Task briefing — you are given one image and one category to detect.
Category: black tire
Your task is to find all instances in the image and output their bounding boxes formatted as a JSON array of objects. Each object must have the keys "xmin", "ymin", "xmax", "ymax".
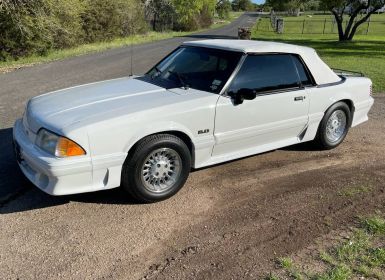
[
  {"xmin": 121, "ymin": 134, "xmax": 191, "ymax": 203},
  {"xmin": 314, "ymin": 101, "xmax": 351, "ymax": 150}
]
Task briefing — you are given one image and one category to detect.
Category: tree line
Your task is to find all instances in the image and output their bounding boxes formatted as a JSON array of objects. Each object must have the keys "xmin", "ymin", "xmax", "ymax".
[{"xmin": 0, "ymin": 0, "xmax": 255, "ymax": 61}]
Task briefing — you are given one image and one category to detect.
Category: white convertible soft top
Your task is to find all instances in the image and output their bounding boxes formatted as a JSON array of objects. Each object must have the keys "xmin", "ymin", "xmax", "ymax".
[{"xmin": 183, "ymin": 39, "xmax": 341, "ymax": 85}]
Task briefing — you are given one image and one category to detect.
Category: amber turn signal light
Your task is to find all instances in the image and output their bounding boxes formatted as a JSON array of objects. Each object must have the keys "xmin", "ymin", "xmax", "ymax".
[{"xmin": 56, "ymin": 137, "xmax": 86, "ymax": 157}]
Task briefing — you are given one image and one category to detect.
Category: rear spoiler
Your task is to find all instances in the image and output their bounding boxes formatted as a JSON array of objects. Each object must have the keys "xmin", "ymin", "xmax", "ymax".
[{"xmin": 332, "ymin": 68, "xmax": 364, "ymax": 77}]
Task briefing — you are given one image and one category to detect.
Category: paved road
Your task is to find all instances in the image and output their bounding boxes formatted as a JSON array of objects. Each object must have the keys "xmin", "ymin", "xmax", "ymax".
[
  {"xmin": 0, "ymin": 13, "xmax": 258, "ymax": 202},
  {"xmin": 1, "ymin": 12, "xmax": 384, "ymax": 280}
]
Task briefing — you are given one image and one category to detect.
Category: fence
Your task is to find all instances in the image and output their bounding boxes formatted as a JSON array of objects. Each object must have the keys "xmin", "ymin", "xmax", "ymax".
[{"xmin": 256, "ymin": 17, "xmax": 385, "ymax": 35}]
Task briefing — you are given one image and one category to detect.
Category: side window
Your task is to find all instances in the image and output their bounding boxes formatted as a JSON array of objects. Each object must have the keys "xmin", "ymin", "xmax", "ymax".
[
  {"xmin": 228, "ymin": 54, "xmax": 300, "ymax": 94},
  {"xmin": 291, "ymin": 55, "xmax": 313, "ymax": 86}
]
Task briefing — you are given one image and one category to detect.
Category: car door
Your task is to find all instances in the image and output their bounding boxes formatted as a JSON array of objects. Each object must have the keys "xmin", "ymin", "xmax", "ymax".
[{"xmin": 212, "ymin": 53, "xmax": 312, "ymax": 157}]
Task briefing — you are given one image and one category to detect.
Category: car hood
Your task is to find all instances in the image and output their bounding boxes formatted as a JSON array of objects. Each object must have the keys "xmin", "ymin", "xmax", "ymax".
[{"xmin": 26, "ymin": 77, "xmax": 188, "ymax": 133}]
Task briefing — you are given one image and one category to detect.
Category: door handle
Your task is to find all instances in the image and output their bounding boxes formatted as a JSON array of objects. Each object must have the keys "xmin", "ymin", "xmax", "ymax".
[{"xmin": 294, "ymin": 96, "xmax": 305, "ymax": 101}]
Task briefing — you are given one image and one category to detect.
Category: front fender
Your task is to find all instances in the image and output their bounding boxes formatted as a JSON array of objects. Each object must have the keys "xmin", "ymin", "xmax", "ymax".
[{"xmin": 123, "ymin": 121, "xmax": 196, "ymax": 153}]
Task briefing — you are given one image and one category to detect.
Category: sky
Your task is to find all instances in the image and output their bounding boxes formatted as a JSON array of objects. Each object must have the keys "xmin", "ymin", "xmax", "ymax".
[{"xmin": 252, "ymin": 0, "xmax": 266, "ymax": 4}]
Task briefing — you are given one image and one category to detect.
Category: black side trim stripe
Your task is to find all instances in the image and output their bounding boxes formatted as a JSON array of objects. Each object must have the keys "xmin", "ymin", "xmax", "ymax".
[{"xmin": 317, "ymin": 76, "xmax": 346, "ymax": 88}]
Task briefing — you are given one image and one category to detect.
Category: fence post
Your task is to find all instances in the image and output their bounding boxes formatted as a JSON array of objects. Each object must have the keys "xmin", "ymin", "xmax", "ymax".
[
  {"xmin": 276, "ymin": 18, "xmax": 284, "ymax": 34},
  {"xmin": 302, "ymin": 19, "xmax": 305, "ymax": 34},
  {"xmin": 271, "ymin": 12, "xmax": 277, "ymax": 30},
  {"xmin": 323, "ymin": 18, "xmax": 326, "ymax": 34}
]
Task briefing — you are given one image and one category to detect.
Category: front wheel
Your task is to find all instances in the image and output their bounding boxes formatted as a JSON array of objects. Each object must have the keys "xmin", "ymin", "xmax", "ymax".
[
  {"xmin": 121, "ymin": 134, "xmax": 191, "ymax": 203},
  {"xmin": 314, "ymin": 102, "xmax": 351, "ymax": 150}
]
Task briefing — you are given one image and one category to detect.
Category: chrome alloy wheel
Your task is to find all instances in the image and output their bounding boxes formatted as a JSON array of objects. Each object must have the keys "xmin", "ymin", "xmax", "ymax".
[
  {"xmin": 141, "ymin": 148, "xmax": 182, "ymax": 193},
  {"xmin": 326, "ymin": 110, "xmax": 347, "ymax": 143}
]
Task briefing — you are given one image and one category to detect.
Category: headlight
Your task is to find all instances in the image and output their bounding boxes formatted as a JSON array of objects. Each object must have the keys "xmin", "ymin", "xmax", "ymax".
[{"xmin": 35, "ymin": 129, "xmax": 86, "ymax": 157}]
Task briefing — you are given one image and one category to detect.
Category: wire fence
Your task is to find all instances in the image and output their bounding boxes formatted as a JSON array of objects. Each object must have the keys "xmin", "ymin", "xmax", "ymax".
[{"xmin": 255, "ymin": 17, "xmax": 385, "ymax": 35}]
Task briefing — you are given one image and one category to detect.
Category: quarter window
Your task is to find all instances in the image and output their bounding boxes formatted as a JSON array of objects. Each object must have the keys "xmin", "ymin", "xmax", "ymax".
[
  {"xmin": 291, "ymin": 55, "xmax": 313, "ymax": 86},
  {"xmin": 228, "ymin": 54, "xmax": 301, "ymax": 95}
]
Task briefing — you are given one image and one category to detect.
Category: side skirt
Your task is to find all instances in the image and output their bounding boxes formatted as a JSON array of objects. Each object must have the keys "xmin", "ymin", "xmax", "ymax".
[{"xmin": 195, "ymin": 137, "xmax": 307, "ymax": 169}]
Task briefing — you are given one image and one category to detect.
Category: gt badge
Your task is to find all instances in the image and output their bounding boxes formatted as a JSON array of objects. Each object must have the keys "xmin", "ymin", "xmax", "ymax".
[{"xmin": 198, "ymin": 129, "xmax": 210, "ymax": 135}]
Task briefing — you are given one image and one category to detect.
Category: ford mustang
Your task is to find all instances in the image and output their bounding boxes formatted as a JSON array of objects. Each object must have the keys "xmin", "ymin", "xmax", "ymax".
[{"xmin": 13, "ymin": 40, "xmax": 374, "ymax": 202}]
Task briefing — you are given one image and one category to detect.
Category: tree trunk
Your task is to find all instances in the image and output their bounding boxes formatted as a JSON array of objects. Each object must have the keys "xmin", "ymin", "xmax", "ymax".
[
  {"xmin": 347, "ymin": 11, "xmax": 376, "ymax": 40},
  {"xmin": 153, "ymin": 13, "xmax": 157, "ymax": 31},
  {"xmin": 335, "ymin": 17, "xmax": 346, "ymax": 41}
]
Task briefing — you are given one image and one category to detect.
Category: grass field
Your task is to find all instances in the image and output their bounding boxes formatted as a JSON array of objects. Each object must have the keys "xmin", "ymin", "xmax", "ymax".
[
  {"xmin": 0, "ymin": 12, "xmax": 243, "ymax": 74},
  {"xmin": 258, "ymin": 13, "xmax": 385, "ymax": 35},
  {"xmin": 267, "ymin": 214, "xmax": 385, "ymax": 280},
  {"xmin": 252, "ymin": 15, "xmax": 385, "ymax": 93}
]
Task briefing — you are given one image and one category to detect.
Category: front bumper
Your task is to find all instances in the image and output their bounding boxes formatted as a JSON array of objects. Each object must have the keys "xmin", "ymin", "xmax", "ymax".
[{"xmin": 13, "ymin": 119, "xmax": 94, "ymax": 195}]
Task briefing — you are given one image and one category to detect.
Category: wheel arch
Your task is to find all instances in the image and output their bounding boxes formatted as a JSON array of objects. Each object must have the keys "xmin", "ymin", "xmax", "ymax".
[
  {"xmin": 302, "ymin": 98, "xmax": 355, "ymax": 143},
  {"xmin": 125, "ymin": 130, "xmax": 195, "ymax": 166},
  {"xmin": 339, "ymin": 99, "xmax": 355, "ymax": 124},
  {"xmin": 326, "ymin": 99, "xmax": 355, "ymax": 127}
]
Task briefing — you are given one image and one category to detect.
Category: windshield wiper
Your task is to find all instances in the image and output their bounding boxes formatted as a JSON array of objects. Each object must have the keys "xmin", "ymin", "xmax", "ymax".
[{"xmin": 168, "ymin": 70, "xmax": 189, "ymax": 90}]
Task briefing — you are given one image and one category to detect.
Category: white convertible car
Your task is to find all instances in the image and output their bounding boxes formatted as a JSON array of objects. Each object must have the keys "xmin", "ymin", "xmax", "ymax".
[{"xmin": 13, "ymin": 40, "xmax": 374, "ymax": 202}]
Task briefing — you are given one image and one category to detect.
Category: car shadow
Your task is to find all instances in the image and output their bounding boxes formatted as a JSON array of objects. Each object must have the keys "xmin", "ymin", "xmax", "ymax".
[{"xmin": 280, "ymin": 141, "xmax": 323, "ymax": 152}]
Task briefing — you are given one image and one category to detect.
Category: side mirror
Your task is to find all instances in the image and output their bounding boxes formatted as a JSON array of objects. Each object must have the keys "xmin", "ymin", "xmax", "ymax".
[{"xmin": 228, "ymin": 88, "xmax": 257, "ymax": 105}]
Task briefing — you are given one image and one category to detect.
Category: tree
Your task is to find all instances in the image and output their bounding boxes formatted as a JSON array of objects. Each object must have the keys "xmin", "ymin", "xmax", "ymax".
[
  {"xmin": 320, "ymin": 0, "xmax": 385, "ymax": 41},
  {"xmin": 304, "ymin": 0, "xmax": 320, "ymax": 10},
  {"xmin": 266, "ymin": 0, "xmax": 309, "ymax": 15},
  {"xmin": 143, "ymin": 0, "xmax": 175, "ymax": 31},
  {"xmin": 172, "ymin": 0, "xmax": 216, "ymax": 30},
  {"xmin": 216, "ymin": 0, "xmax": 231, "ymax": 19},
  {"xmin": 232, "ymin": 0, "xmax": 253, "ymax": 11}
]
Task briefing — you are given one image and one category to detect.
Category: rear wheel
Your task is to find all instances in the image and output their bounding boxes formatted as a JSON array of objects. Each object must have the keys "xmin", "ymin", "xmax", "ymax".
[
  {"xmin": 121, "ymin": 134, "xmax": 191, "ymax": 203},
  {"xmin": 315, "ymin": 102, "xmax": 351, "ymax": 150}
]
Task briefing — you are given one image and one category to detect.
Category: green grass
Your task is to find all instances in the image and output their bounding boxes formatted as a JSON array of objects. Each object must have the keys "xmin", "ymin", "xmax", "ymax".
[
  {"xmin": 315, "ymin": 265, "xmax": 353, "ymax": 280},
  {"xmin": 278, "ymin": 257, "xmax": 294, "ymax": 269},
  {"xmin": 0, "ymin": 31, "xmax": 189, "ymax": 73},
  {"xmin": 282, "ymin": 13, "xmax": 385, "ymax": 21},
  {"xmin": 252, "ymin": 18, "xmax": 385, "ymax": 93},
  {"xmin": 362, "ymin": 216, "xmax": 385, "ymax": 235},
  {"xmin": 265, "ymin": 274, "xmax": 280, "ymax": 280},
  {"xmin": 229, "ymin": 11, "xmax": 244, "ymax": 20},
  {"xmin": 276, "ymin": 13, "xmax": 385, "ymax": 35},
  {"xmin": 267, "ymin": 215, "xmax": 385, "ymax": 280},
  {"xmin": 0, "ymin": 12, "xmax": 243, "ymax": 73},
  {"xmin": 276, "ymin": 257, "xmax": 305, "ymax": 279},
  {"xmin": 338, "ymin": 183, "xmax": 372, "ymax": 197}
]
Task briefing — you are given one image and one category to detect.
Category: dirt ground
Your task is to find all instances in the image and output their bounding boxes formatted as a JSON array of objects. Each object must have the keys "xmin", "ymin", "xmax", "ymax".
[{"xmin": 0, "ymin": 94, "xmax": 384, "ymax": 280}]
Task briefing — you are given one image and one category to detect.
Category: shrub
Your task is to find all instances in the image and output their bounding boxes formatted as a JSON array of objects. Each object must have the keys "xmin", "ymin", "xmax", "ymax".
[
  {"xmin": 0, "ymin": 0, "xmax": 55, "ymax": 59},
  {"xmin": 172, "ymin": 0, "xmax": 215, "ymax": 31},
  {"xmin": 81, "ymin": 0, "xmax": 147, "ymax": 43},
  {"xmin": 48, "ymin": 0, "xmax": 87, "ymax": 49},
  {"xmin": 0, "ymin": 0, "xmax": 147, "ymax": 61},
  {"xmin": 216, "ymin": 0, "xmax": 232, "ymax": 19}
]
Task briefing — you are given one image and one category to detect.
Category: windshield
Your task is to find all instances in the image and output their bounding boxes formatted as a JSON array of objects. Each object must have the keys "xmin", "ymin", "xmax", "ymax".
[{"xmin": 141, "ymin": 46, "xmax": 243, "ymax": 94}]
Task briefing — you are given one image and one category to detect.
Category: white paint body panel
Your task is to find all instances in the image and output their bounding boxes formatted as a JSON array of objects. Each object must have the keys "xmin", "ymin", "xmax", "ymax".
[
  {"xmin": 212, "ymin": 89, "xmax": 309, "ymax": 156},
  {"xmin": 13, "ymin": 40, "xmax": 374, "ymax": 195}
]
